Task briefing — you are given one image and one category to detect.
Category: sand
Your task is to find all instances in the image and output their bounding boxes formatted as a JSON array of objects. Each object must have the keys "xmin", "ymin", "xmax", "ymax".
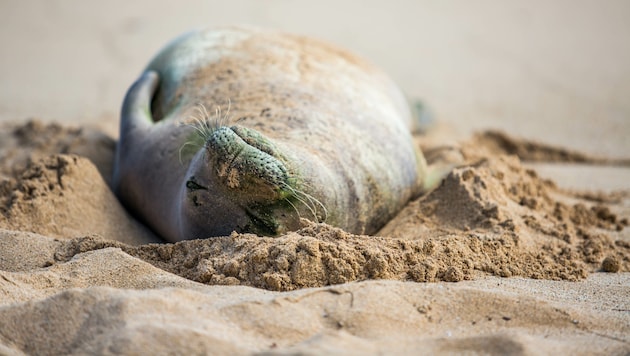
[
  {"xmin": 2, "ymin": 1, "xmax": 630, "ymax": 354},
  {"xmin": 0, "ymin": 119, "xmax": 628, "ymax": 355}
]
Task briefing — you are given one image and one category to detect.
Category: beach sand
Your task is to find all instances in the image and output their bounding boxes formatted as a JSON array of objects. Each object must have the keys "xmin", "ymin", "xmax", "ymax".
[{"xmin": 1, "ymin": 1, "xmax": 629, "ymax": 355}]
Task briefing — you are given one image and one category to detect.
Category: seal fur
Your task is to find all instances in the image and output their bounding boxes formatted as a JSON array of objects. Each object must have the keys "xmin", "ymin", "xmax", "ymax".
[{"xmin": 112, "ymin": 26, "xmax": 425, "ymax": 242}]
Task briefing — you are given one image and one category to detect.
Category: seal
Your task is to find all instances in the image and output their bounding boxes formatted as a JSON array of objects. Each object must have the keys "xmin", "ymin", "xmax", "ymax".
[{"xmin": 112, "ymin": 26, "xmax": 426, "ymax": 242}]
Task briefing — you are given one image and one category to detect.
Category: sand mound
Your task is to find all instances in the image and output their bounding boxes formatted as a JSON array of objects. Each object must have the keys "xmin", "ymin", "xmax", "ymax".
[
  {"xmin": 1, "ymin": 121, "xmax": 628, "ymax": 290},
  {"xmin": 0, "ymin": 120, "xmax": 115, "ymax": 183},
  {"xmin": 1, "ymin": 120, "xmax": 628, "ymax": 354},
  {"xmin": 0, "ymin": 153, "xmax": 158, "ymax": 245},
  {"xmin": 26, "ymin": 154, "xmax": 623, "ymax": 291},
  {"xmin": 0, "ymin": 122, "xmax": 630, "ymax": 290}
]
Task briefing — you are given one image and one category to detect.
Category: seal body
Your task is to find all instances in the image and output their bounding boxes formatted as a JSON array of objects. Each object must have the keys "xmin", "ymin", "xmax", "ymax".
[{"xmin": 112, "ymin": 26, "xmax": 425, "ymax": 242}]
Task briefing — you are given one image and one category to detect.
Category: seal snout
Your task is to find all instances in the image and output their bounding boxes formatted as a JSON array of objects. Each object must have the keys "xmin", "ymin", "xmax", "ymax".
[{"xmin": 206, "ymin": 126, "xmax": 291, "ymax": 202}]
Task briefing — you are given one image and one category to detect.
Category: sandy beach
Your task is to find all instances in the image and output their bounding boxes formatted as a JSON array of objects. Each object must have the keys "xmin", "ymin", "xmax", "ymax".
[{"xmin": 1, "ymin": 1, "xmax": 629, "ymax": 354}]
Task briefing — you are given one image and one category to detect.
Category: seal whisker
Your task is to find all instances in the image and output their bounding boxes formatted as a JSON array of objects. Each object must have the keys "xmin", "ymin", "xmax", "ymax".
[
  {"xmin": 183, "ymin": 119, "xmax": 206, "ymax": 139},
  {"xmin": 194, "ymin": 115, "xmax": 209, "ymax": 137},
  {"xmin": 279, "ymin": 183, "xmax": 310, "ymax": 212},
  {"xmin": 284, "ymin": 177, "xmax": 328, "ymax": 222},
  {"xmin": 309, "ymin": 194, "xmax": 328, "ymax": 222},
  {"xmin": 197, "ymin": 103, "xmax": 214, "ymax": 138},
  {"xmin": 181, "ymin": 107, "xmax": 211, "ymax": 140},
  {"xmin": 281, "ymin": 182, "xmax": 327, "ymax": 223},
  {"xmin": 193, "ymin": 101, "xmax": 233, "ymax": 134},
  {"xmin": 191, "ymin": 121, "xmax": 210, "ymax": 140},
  {"xmin": 183, "ymin": 102, "xmax": 240, "ymax": 141},
  {"xmin": 222, "ymin": 99, "xmax": 232, "ymax": 127},
  {"xmin": 199, "ymin": 103, "xmax": 211, "ymax": 130},
  {"xmin": 284, "ymin": 197, "xmax": 301, "ymax": 220},
  {"xmin": 178, "ymin": 141, "xmax": 198, "ymax": 164},
  {"xmin": 198, "ymin": 106, "xmax": 212, "ymax": 138},
  {"xmin": 290, "ymin": 188, "xmax": 318, "ymax": 221},
  {"xmin": 188, "ymin": 105, "xmax": 208, "ymax": 139},
  {"xmin": 296, "ymin": 188, "xmax": 328, "ymax": 222}
]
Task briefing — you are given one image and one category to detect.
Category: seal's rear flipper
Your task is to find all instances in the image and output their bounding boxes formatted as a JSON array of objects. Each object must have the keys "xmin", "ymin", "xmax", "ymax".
[
  {"xmin": 409, "ymin": 99, "xmax": 434, "ymax": 134},
  {"xmin": 120, "ymin": 71, "xmax": 160, "ymax": 133},
  {"xmin": 420, "ymin": 146, "xmax": 466, "ymax": 192},
  {"xmin": 113, "ymin": 71, "xmax": 160, "ymax": 190},
  {"xmin": 422, "ymin": 164, "xmax": 455, "ymax": 192}
]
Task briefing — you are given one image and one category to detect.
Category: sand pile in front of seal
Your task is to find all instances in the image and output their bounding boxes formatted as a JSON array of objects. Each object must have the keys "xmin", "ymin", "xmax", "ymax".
[{"xmin": 1, "ymin": 120, "xmax": 628, "ymax": 354}]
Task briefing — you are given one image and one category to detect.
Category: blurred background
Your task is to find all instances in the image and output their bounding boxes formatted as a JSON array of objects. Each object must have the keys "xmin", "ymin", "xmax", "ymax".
[{"xmin": 1, "ymin": 0, "xmax": 629, "ymax": 160}]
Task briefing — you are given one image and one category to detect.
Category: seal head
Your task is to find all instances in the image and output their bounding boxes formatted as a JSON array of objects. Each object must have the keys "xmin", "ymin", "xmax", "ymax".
[{"xmin": 181, "ymin": 124, "xmax": 304, "ymax": 237}]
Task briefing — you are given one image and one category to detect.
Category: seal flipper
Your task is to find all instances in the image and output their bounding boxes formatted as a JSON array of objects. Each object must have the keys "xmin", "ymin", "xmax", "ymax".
[
  {"xmin": 409, "ymin": 99, "xmax": 435, "ymax": 134},
  {"xmin": 112, "ymin": 71, "xmax": 160, "ymax": 191},
  {"xmin": 120, "ymin": 71, "xmax": 160, "ymax": 133}
]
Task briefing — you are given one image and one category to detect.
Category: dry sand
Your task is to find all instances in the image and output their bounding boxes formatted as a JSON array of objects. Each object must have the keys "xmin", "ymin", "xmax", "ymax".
[
  {"xmin": 0, "ymin": 119, "xmax": 628, "ymax": 355},
  {"xmin": 1, "ymin": 1, "xmax": 630, "ymax": 355}
]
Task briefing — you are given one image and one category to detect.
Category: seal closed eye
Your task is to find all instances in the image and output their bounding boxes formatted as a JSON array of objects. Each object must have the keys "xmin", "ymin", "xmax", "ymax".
[{"xmin": 112, "ymin": 26, "xmax": 426, "ymax": 242}]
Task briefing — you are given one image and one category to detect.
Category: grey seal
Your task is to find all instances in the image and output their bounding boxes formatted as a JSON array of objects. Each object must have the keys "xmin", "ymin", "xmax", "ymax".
[{"xmin": 112, "ymin": 26, "xmax": 426, "ymax": 242}]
